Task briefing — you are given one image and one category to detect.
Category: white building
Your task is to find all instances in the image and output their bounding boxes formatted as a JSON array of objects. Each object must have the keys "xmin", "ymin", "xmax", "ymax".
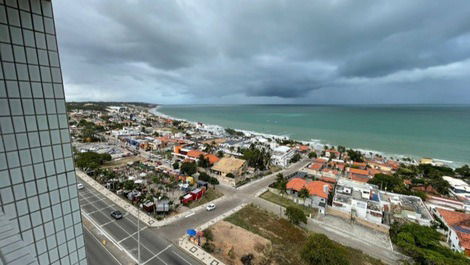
[
  {"xmin": 271, "ymin": 145, "xmax": 296, "ymax": 168},
  {"xmin": 443, "ymin": 176, "xmax": 470, "ymax": 201}
]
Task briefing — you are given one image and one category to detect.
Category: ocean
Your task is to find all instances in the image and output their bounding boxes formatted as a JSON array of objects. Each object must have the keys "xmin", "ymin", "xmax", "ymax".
[{"xmin": 156, "ymin": 105, "xmax": 470, "ymax": 166}]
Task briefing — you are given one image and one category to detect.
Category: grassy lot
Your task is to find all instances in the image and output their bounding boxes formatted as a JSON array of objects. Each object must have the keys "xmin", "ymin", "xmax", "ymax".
[
  {"xmin": 189, "ymin": 188, "xmax": 223, "ymax": 208},
  {"xmin": 260, "ymin": 190, "xmax": 313, "ymax": 215},
  {"xmin": 225, "ymin": 204, "xmax": 385, "ymax": 265}
]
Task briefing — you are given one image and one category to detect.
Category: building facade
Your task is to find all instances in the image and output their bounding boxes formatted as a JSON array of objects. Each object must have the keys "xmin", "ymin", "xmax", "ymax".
[{"xmin": 0, "ymin": 1, "xmax": 87, "ymax": 264}]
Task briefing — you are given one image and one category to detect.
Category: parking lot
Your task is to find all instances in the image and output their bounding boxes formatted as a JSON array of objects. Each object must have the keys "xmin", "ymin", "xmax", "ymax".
[{"xmin": 78, "ymin": 181, "xmax": 200, "ymax": 265}]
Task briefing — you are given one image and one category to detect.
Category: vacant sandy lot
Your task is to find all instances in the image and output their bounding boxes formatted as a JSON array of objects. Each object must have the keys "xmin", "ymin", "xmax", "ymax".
[{"xmin": 208, "ymin": 221, "xmax": 271, "ymax": 265}]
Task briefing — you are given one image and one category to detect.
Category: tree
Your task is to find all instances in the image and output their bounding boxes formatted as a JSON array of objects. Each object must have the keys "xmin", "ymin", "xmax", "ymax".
[
  {"xmin": 180, "ymin": 162, "xmax": 197, "ymax": 175},
  {"xmin": 390, "ymin": 222, "xmax": 470, "ymax": 265},
  {"xmin": 172, "ymin": 162, "xmax": 179, "ymax": 170},
  {"xmin": 456, "ymin": 165, "xmax": 470, "ymax": 178},
  {"xmin": 285, "ymin": 206, "xmax": 307, "ymax": 225},
  {"xmin": 308, "ymin": 152, "xmax": 317, "ymax": 159},
  {"xmin": 346, "ymin": 149, "xmax": 364, "ymax": 162},
  {"xmin": 301, "ymin": 234, "xmax": 350, "ymax": 265},
  {"xmin": 75, "ymin": 151, "xmax": 111, "ymax": 170},
  {"xmin": 197, "ymin": 155, "xmax": 210, "ymax": 168},
  {"xmin": 241, "ymin": 144, "xmax": 271, "ymax": 170},
  {"xmin": 216, "ymin": 150, "xmax": 224, "ymax": 158},
  {"xmin": 298, "ymin": 187, "xmax": 310, "ymax": 199},
  {"xmin": 368, "ymin": 174, "xmax": 401, "ymax": 191},
  {"xmin": 289, "ymin": 153, "xmax": 301, "ymax": 163}
]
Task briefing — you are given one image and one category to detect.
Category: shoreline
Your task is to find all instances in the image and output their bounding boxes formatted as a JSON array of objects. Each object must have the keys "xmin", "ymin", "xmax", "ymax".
[{"xmin": 149, "ymin": 106, "xmax": 463, "ymax": 168}]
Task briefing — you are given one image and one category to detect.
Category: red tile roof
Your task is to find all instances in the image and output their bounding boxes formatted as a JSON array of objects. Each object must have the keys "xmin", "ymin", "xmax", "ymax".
[
  {"xmin": 305, "ymin": 181, "xmax": 332, "ymax": 199},
  {"xmin": 187, "ymin": 150, "xmax": 205, "ymax": 159},
  {"xmin": 286, "ymin": 178, "xmax": 307, "ymax": 192},
  {"xmin": 351, "ymin": 175, "xmax": 370, "ymax": 183},
  {"xmin": 437, "ymin": 209, "xmax": 470, "ymax": 251},
  {"xmin": 353, "ymin": 162, "xmax": 367, "ymax": 168},
  {"xmin": 205, "ymin": 154, "xmax": 220, "ymax": 164},
  {"xmin": 319, "ymin": 176, "xmax": 337, "ymax": 184},
  {"xmin": 309, "ymin": 163, "xmax": 323, "ymax": 170},
  {"xmin": 349, "ymin": 168, "xmax": 369, "ymax": 176}
]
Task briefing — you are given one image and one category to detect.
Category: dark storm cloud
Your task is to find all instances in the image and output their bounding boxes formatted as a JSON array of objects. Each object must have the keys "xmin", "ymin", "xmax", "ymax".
[{"xmin": 53, "ymin": 0, "xmax": 470, "ymax": 103}]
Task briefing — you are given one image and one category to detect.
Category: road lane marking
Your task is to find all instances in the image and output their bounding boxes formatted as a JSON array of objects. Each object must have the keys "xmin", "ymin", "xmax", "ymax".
[
  {"xmin": 171, "ymin": 250, "xmax": 193, "ymax": 265},
  {"xmin": 83, "ymin": 225, "xmax": 125, "ymax": 265}
]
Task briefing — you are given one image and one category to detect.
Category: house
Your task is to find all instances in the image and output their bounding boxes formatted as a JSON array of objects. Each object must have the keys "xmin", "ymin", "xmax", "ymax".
[
  {"xmin": 443, "ymin": 176, "xmax": 470, "ymax": 201},
  {"xmin": 325, "ymin": 149, "xmax": 341, "ymax": 158},
  {"xmin": 190, "ymin": 187, "xmax": 206, "ymax": 201},
  {"xmin": 349, "ymin": 168, "xmax": 371, "ymax": 183},
  {"xmin": 211, "ymin": 157, "xmax": 247, "ymax": 178},
  {"xmin": 286, "ymin": 178, "xmax": 332, "ymax": 214},
  {"xmin": 272, "ymin": 145, "xmax": 296, "ymax": 168},
  {"xmin": 435, "ymin": 208, "xmax": 470, "ymax": 256}
]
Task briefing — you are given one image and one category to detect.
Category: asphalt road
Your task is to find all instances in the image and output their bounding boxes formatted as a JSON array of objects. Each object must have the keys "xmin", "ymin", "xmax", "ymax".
[
  {"xmin": 159, "ymin": 158, "xmax": 311, "ymax": 240},
  {"xmin": 78, "ymin": 182, "xmax": 201, "ymax": 265},
  {"xmin": 84, "ymin": 227, "xmax": 121, "ymax": 265}
]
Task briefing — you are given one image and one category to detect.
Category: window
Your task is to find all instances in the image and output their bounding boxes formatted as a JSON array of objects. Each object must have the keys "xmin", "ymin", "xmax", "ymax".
[
  {"xmin": 10, "ymin": 26, "xmax": 24, "ymax": 45},
  {"xmin": 6, "ymin": 151, "xmax": 20, "ymax": 168},
  {"xmin": 13, "ymin": 45, "xmax": 26, "ymax": 63},
  {"xmin": 12, "ymin": 116, "xmax": 26, "ymax": 132},
  {"xmin": 10, "ymin": 167, "xmax": 22, "ymax": 184},
  {"xmin": 20, "ymin": 11, "xmax": 33, "ymax": 29},
  {"xmin": 0, "ymin": 43, "xmax": 13, "ymax": 61},
  {"xmin": 34, "ymin": 164, "xmax": 46, "ymax": 180},
  {"xmin": 16, "ymin": 133, "xmax": 29, "ymax": 149},
  {"xmin": 3, "ymin": 134, "xmax": 17, "ymax": 151},
  {"xmin": 9, "ymin": 99, "xmax": 23, "ymax": 115},
  {"xmin": 23, "ymin": 100, "xmax": 35, "ymax": 115},
  {"xmin": 13, "ymin": 183, "xmax": 26, "ymax": 199},
  {"xmin": 28, "ymin": 196, "xmax": 40, "ymax": 211},
  {"xmin": 25, "ymin": 115, "xmax": 38, "ymax": 130},
  {"xmin": 25, "ymin": 181, "xmax": 37, "ymax": 196},
  {"xmin": 6, "ymin": 7, "xmax": 20, "ymax": 27},
  {"xmin": 26, "ymin": 47, "xmax": 38, "ymax": 64}
]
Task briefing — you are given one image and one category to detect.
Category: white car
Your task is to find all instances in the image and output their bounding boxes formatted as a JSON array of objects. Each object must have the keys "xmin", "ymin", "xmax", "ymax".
[
  {"xmin": 206, "ymin": 203, "xmax": 216, "ymax": 211},
  {"xmin": 77, "ymin": 183, "xmax": 84, "ymax": 190}
]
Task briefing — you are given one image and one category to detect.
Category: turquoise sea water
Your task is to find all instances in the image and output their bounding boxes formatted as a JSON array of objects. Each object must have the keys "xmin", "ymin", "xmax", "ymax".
[{"xmin": 157, "ymin": 105, "xmax": 470, "ymax": 165}]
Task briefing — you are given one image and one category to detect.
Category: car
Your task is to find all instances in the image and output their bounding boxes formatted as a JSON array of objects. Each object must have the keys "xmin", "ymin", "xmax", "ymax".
[
  {"xmin": 206, "ymin": 203, "xmax": 216, "ymax": 211},
  {"xmin": 110, "ymin": 210, "xmax": 123, "ymax": 220},
  {"xmin": 77, "ymin": 183, "xmax": 84, "ymax": 190}
]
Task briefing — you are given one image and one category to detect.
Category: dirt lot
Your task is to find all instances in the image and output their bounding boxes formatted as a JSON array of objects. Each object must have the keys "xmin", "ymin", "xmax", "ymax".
[
  {"xmin": 223, "ymin": 204, "xmax": 385, "ymax": 265},
  {"xmin": 102, "ymin": 156, "xmax": 144, "ymax": 169},
  {"xmin": 208, "ymin": 221, "xmax": 271, "ymax": 265}
]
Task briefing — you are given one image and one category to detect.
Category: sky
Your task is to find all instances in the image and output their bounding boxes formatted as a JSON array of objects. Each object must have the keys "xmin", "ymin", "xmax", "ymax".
[{"xmin": 53, "ymin": 0, "xmax": 470, "ymax": 104}]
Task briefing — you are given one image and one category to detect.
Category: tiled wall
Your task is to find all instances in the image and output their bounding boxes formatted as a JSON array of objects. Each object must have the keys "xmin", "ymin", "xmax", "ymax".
[{"xmin": 0, "ymin": 1, "xmax": 87, "ymax": 264}]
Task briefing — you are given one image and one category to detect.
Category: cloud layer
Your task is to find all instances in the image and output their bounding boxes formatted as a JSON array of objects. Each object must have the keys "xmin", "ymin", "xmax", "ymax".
[{"xmin": 53, "ymin": 0, "xmax": 470, "ymax": 104}]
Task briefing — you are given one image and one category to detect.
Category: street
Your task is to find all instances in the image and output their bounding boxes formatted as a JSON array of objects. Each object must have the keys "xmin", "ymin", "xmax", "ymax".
[
  {"xmin": 79, "ymin": 181, "xmax": 201, "ymax": 265},
  {"xmin": 84, "ymin": 227, "xmax": 122, "ymax": 265}
]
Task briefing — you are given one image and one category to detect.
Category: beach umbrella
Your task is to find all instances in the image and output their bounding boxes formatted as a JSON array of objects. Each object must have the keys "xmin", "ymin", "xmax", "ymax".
[{"xmin": 186, "ymin": 229, "xmax": 197, "ymax": 237}]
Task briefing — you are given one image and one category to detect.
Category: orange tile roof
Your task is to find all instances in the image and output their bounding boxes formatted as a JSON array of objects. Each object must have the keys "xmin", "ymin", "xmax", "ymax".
[
  {"xmin": 299, "ymin": 145, "xmax": 310, "ymax": 151},
  {"xmin": 315, "ymin": 158, "xmax": 328, "ymax": 164},
  {"xmin": 353, "ymin": 162, "xmax": 367, "ymax": 168},
  {"xmin": 437, "ymin": 209, "xmax": 470, "ymax": 251},
  {"xmin": 174, "ymin": 145, "xmax": 183, "ymax": 153},
  {"xmin": 187, "ymin": 150, "xmax": 205, "ymax": 159},
  {"xmin": 319, "ymin": 177, "xmax": 337, "ymax": 184},
  {"xmin": 305, "ymin": 181, "xmax": 332, "ymax": 199},
  {"xmin": 349, "ymin": 168, "xmax": 369, "ymax": 176},
  {"xmin": 286, "ymin": 178, "xmax": 307, "ymax": 192},
  {"xmin": 309, "ymin": 163, "xmax": 323, "ymax": 170},
  {"xmin": 205, "ymin": 154, "xmax": 220, "ymax": 164},
  {"xmin": 351, "ymin": 175, "xmax": 370, "ymax": 183}
]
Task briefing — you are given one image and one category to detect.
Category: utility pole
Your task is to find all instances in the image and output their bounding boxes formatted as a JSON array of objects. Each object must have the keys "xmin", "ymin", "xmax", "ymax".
[{"xmin": 137, "ymin": 204, "xmax": 141, "ymax": 264}]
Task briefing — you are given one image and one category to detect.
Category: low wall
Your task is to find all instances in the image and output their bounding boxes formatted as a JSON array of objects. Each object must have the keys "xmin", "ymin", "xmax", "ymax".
[{"xmin": 326, "ymin": 207, "xmax": 390, "ymax": 234}]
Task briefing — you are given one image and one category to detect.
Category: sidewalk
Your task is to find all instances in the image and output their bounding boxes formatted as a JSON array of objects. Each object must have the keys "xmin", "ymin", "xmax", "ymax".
[
  {"xmin": 177, "ymin": 203, "xmax": 248, "ymax": 265},
  {"xmin": 76, "ymin": 170, "xmax": 228, "ymax": 227}
]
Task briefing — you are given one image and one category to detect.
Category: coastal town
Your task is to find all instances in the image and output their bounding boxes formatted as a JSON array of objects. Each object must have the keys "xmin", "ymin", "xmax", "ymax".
[{"xmin": 69, "ymin": 102, "xmax": 470, "ymax": 265}]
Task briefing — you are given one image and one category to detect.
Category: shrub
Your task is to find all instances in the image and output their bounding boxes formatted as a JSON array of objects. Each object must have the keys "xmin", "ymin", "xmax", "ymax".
[{"xmin": 285, "ymin": 206, "xmax": 307, "ymax": 225}]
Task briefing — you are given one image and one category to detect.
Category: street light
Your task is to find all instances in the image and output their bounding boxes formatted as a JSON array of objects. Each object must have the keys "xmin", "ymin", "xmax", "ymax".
[{"xmin": 137, "ymin": 203, "xmax": 142, "ymax": 264}]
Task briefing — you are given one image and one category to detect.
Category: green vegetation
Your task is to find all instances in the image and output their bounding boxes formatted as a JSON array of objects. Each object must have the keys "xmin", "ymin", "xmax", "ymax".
[
  {"xmin": 298, "ymin": 187, "xmax": 310, "ymax": 199},
  {"xmin": 347, "ymin": 149, "xmax": 364, "ymax": 162},
  {"xmin": 390, "ymin": 222, "xmax": 470, "ymax": 265},
  {"xmin": 301, "ymin": 234, "xmax": 350, "ymax": 265},
  {"xmin": 260, "ymin": 191, "xmax": 311, "ymax": 215},
  {"xmin": 456, "ymin": 164, "xmax": 470, "ymax": 178},
  {"xmin": 77, "ymin": 119, "xmax": 105, "ymax": 142},
  {"xmin": 75, "ymin": 151, "xmax": 111, "ymax": 170},
  {"xmin": 289, "ymin": 153, "xmax": 301, "ymax": 163},
  {"xmin": 224, "ymin": 205, "xmax": 384, "ymax": 265},
  {"xmin": 225, "ymin": 128, "xmax": 244, "ymax": 137},
  {"xmin": 197, "ymin": 154, "xmax": 211, "ymax": 168},
  {"xmin": 180, "ymin": 161, "xmax": 197, "ymax": 175},
  {"xmin": 188, "ymin": 189, "xmax": 223, "ymax": 208},
  {"xmin": 241, "ymin": 144, "xmax": 271, "ymax": 170},
  {"xmin": 285, "ymin": 206, "xmax": 307, "ymax": 225},
  {"xmin": 198, "ymin": 172, "xmax": 219, "ymax": 185},
  {"xmin": 308, "ymin": 152, "xmax": 317, "ymax": 159}
]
